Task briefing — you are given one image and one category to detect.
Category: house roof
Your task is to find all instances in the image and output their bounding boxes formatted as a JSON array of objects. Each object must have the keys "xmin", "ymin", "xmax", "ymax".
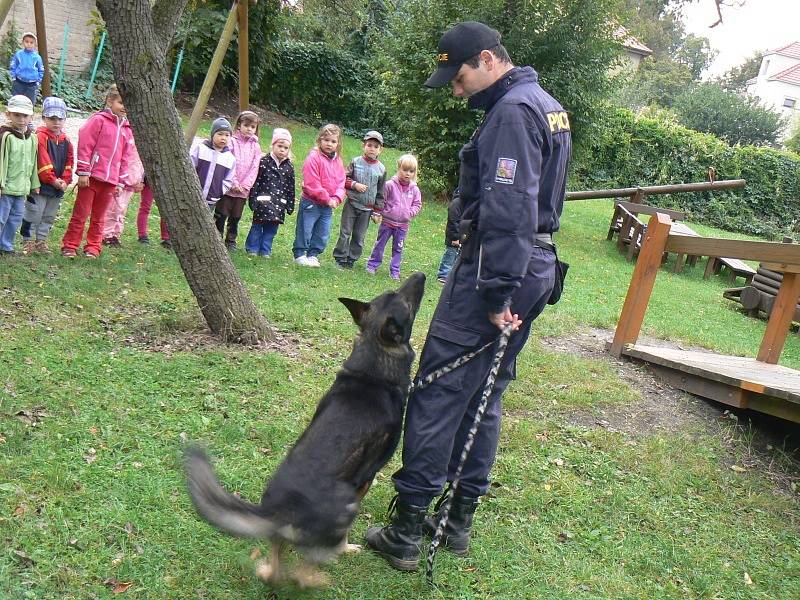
[
  {"xmin": 768, "ymin": 63, "xmax": 800, "ymax": 87},
  {"xmin": 615, "ymin": 26, "xmax": 653, "ymax": 57},
  {"xmin": 770, "ymin": 42, "xmax": 800, "ymax": 61}
]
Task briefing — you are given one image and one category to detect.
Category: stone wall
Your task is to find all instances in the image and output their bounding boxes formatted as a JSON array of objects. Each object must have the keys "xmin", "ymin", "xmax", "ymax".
[{"xmin": 1, "ymin": 0, "xmax": 97, "ymax": 75}]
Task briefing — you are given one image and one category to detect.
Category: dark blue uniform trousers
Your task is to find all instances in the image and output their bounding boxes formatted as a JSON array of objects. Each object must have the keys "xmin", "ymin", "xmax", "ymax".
[{"xmin": 392, "ymin": 245, "xmax": 556, "ymax": 506}]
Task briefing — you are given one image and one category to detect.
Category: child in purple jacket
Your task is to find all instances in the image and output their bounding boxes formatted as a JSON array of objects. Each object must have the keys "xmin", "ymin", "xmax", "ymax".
[
  {"xmin": 214, "ymin": 110, "xmax": 262, "ymax": 250},
  {"xmin": 366, "ymin": 154, "xmax": 422, "ymax": 280}
]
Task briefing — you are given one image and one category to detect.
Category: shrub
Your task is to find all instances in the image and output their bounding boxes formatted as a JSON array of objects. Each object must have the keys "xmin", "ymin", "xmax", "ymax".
[
  {"xmin": 574, "ymin": 106, "xmax": 800, "ymax": 238},
  {"xmin": 254, "ymin": 41, "xmax": 375, "ymax": 133}
]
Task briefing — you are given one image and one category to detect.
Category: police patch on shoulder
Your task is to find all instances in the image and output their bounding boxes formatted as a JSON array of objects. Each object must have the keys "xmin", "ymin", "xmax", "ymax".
[{"xmin": 495, "ymin": 158, "xmax": 517, "ymax": 184}]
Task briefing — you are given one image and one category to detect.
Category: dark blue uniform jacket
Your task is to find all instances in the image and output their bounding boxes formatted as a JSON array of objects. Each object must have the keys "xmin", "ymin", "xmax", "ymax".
[{"xmin": 458, "ymin": 66, "xmax": 572, "ymax": 312}]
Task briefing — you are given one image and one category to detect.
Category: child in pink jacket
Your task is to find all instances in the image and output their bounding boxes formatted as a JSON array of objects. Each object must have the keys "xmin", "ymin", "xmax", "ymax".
[
  {"xmin": 61, "ymin": 84, "xmax": 133, "ymax": 258},
  {"xmin": 214, "ymin": 110, "xmax": 262, "ymax": 250},
  {"xmin": 366, "ymin": 154, "xmax": 422, "ymax": 280},
  {"xmin": 292, "ymin": 123, "xmax": 346, "ymax": 267},
  {"xmin": 102, "ymin": 141, "xmax": 144, "ymax": 246}
]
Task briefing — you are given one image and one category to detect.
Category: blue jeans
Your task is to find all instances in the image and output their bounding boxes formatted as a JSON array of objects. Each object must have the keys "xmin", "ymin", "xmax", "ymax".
[
  {"xmin": 292, "ymin": 197, "xmax": 332, "ymax": 258},
  {"xmin": 245, "ymin": 222, "xmax": 279, "ymax": 256},
  {"xmin": 437, "ymin": 246, "xmax": 461, "ymax": 279},
  {"xmin": 11, "ymin": 79, "xmax": 38, "ymax": 105},
  {"xmin": 0, "ymin": 195, "xmax": 25, "ymax": 251}
]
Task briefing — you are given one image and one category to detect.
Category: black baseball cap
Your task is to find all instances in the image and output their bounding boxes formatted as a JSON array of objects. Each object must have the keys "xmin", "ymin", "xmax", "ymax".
[{"xmin": 424, "ymin": 21, "xmax": 502, "ymax": 88}]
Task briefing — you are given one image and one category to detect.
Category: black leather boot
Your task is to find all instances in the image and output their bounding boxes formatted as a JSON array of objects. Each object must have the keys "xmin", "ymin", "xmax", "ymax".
[
  {"xmin": 365, "ymin": 496, "xmax": 428, "ymax": 571},
  {"xmin": 422, "ymin": 492, "xmax": 479, "ymax": 557}
]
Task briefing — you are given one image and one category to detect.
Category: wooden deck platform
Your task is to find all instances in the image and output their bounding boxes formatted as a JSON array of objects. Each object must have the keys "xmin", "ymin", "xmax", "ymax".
[{"xmin": 621, "ymin": 344, "xmax": 800, "ymax": 423}]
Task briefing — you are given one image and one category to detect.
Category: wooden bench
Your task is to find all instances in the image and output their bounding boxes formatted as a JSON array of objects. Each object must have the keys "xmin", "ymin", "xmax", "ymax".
[
  {"xmin": 704, "ymin": 256, "xmax": 756, "ymax": 285},
  {"xmin": 724, "ymin": 265, "xmax": 800, "ymax": 322},
  {"xmin": 608, "ymin": 201, "xmax": 686, "ymax": 241}
]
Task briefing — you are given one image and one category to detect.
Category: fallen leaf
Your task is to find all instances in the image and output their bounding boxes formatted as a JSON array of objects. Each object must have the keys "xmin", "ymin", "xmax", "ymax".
[
  {"xmin": 12, "ymin": 505, "xmax": 26, "ymax": 518},
  {"xmin": 13, "ymin": 549, "xmax": 34, "ymax": 567},
  {"xmin": 744, "ymin": 572, "xmax": 753, "ymax": 585},
  {"xmin": 250, "ymin": 547, "xmax": 262, "ymax": 560},
  {"xmin": 89, "ymin": 427, "xmax": 99, "ymax": 435},
  {"xmin": 103, "ymin": 579, "xmax": 134, "ymax": 594},
  {"xmin": 730, "ymin": 465, "xmax": 747, "ymax": 473},
  {"xmin": 84, "ymin": 448, "xmax": 97, "ymax": 464}
]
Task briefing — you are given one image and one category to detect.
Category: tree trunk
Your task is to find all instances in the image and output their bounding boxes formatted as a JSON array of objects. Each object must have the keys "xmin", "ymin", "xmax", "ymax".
[{"xmin": 96, "ymin": 0, "xmax": 273, "ymax": 344}]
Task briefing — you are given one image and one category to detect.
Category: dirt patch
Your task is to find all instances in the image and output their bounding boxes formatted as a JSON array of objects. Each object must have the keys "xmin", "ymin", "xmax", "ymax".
[
  {"xmin": 541, "ymin": 327, "xmax": 724, "ymax": 437},
  {"xmin": 98, "ymin": 302, "xmax": 301, "ymax": 357},
  {"xmin": 173, "ymin": 92, "xmax": 299, "ymax": 127},
  {"xmin": 540, "ymin": 327, "xmax": 800, "ymax": 492}
]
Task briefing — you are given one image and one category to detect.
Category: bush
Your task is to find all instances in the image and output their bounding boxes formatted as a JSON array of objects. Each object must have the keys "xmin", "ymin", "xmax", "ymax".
[
  {"xmin": 254, "ymin": 41, "xmax": 375, "ymax": 133},
  {"xmin": 672, "ymin": 83, "xmax": 787, "ymax": 146},
  {"xmin": 574, "ymin": 106, "xmax": 800, "ymax": 238}
]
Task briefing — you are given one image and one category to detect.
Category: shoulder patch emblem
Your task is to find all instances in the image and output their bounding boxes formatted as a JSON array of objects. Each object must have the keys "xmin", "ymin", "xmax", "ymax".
[{"xmin": 495, "ymin": 158, "xmax": 517, "ymax": 185}]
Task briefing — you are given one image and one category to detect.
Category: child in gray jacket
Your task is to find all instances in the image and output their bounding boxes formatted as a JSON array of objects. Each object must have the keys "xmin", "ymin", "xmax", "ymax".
[{"xmin": 332, "ymin": 130, "xmax": 386, "ymax": 269}]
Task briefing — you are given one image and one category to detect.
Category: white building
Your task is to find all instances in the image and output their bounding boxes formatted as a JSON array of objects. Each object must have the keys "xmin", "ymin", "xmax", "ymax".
[
  {"xmin": 746, "ymin": 42, "xmax": 800, "ymax": 140},
  {"xmin": 615, "ymin": 26, "xmax": 653, "ymax": 72}
]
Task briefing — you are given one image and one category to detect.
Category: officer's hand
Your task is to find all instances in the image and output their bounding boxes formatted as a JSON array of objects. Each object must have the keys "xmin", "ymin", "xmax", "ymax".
[{"xmin": 488, "ymin": 308, "xmax": 522, "ymax": 332}]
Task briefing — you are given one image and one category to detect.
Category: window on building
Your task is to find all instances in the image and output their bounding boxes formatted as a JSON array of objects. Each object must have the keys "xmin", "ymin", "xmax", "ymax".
[
  {"xmin": 784, "ymin": 97, "xmax": 797, "ymax": 109},
  {"xmin": 760, "ymin": 59, "xmax": 770, "ymax": 75}
]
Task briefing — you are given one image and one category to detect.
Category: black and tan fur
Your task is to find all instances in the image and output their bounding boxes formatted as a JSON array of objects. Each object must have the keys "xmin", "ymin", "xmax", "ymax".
[{"xmin": 185, "ymin": 273, "xmax": 425, "ymax": 587}]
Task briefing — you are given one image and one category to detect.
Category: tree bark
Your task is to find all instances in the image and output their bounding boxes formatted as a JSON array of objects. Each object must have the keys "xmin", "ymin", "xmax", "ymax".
[{"xmin": 96, "ymin": 0, "xmax": 273, "ymax": 344}]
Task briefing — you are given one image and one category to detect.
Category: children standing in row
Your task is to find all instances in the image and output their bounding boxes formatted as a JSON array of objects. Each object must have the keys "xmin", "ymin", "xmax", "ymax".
[
  {"xmin": 61, "ymin": 84, "xmax": 134, "ymax": 259},
  {"xmin": 366, "ymin": 154, "xmax": 421, "ymax": 280},
  {"xmin": 190, "ymin": 117, "xmax": 236, "ymax": 212},
  {"xmin": 292, "ymin": 124, "xmax": 346, "ymax": 267},
  {"xmin": 0, "ymin": 95, "xmax": 40, "ymax": 255},
  {"xmin": 22, "ymin": 97, "xmax": 73, "ymax": 254},
  {"xmin": 215, "ymin": 111, "xmax": 261, "ymax": 250},
  {"xmin": 245, "ymin": 128, "xmax": 295, "ymax": 258},
  {"xmin": 333, "ymin": 130, "xmax": 386, "ymax": 270},
  {"xmin": 9, "ymin": 32, "xmax": 44, "ymax": 106},
  {"xmin": 102, "ymin": 142, "xmax": 144, "ymax": 247}
]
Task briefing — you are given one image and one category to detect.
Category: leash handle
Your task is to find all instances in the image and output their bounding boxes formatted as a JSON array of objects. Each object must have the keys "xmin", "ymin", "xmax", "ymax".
[{"xmin": 425, "ymin": 324, "xmax": 512, "ymax": 584}]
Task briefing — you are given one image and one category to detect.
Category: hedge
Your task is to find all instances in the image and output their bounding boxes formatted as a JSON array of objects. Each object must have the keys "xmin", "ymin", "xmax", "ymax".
[{"xmin": 573, "ymin": 107, "xmax": 800, "ymax": 239}]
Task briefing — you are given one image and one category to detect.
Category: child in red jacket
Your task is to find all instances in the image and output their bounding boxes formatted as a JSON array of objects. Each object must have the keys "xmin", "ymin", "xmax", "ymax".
[
  {"xmin": 21, "ymin": 96, "xmax": 73, "ymax": 254},
  {"xmin": 61, "ymin": 84, "xmax": 133, "ymax": 258}
]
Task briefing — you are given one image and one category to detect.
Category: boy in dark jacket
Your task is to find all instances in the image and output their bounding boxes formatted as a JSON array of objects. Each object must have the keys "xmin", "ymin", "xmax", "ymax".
[
  {"xmin": 436, "ymin": 188, "xmax": 462, "ymax": 283},
  {"xmin": 22, "ymin": 97, "xmax": 74, "ymax": 254}
]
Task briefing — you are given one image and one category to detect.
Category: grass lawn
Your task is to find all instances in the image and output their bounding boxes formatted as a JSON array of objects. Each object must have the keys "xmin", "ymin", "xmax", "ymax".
[{"xmin": 1, "ymin": 119, "xmax": 799, "ymax": 599}]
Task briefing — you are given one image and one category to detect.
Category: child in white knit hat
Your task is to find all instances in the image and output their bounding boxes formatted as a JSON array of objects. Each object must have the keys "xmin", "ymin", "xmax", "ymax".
[{"xmin": 244, "ymin": 128, "xmax": 295, "ymax": 258}]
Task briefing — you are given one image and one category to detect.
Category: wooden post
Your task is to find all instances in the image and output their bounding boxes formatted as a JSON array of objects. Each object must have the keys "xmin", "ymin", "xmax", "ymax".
[
  {"xmin": 756, "ymin": 271, "xmax": 800, "ymax": 364},
  {"xmin": 610, "ymin": 213, "xmax": 672, "ymax": 357},
  {"xmin": 32, "ymin": 0, "xmax": 50, "ymax": 97},
  {"xmin": 630, "ymin": 188, "xmax": 644, "ymax": 204},
  {"xmin": 184, "ymin": 1, "xmax": 239, "ymax": 144},
  {"xmin": 238, "ymin": 0, "xmax": 249, "ymax": 111}
]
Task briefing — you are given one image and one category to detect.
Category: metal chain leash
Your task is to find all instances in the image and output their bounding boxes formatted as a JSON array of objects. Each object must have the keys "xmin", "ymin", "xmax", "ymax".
[{"xmin": 424, "ymin": 324, "xmax": 512, "ymax": 584}]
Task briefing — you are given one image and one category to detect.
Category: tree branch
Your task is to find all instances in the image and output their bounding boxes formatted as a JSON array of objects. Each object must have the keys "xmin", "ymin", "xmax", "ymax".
[{"xmin": 152, "ymin": 0, "xmax": 192, "ymax": 49}]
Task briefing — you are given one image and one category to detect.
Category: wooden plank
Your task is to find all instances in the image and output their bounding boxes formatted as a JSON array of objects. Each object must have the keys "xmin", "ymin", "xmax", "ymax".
[
  {"xmin": 617, "ymin": 200, "xmax": 685, "ymax": 220},
  {"xmin": 757, "ymin": 272, "xmax": 800, "ymax": 363},
  {"xmin": 761, "ymin": 262, "xmax": 800, "ymax": 273},
  {"xmin": 648, "ymin": 364, "xmax": 747, "ymax": 408},
  {"xmin": 623, "ymin": 344, "xmax": 800, "ymax": 402},
  {"xmin": 610, "ymin": 213, "xmax": 672, "ymax": 357},
  {"xmin": 565, "ymin": 179, "xmax": 746, "ymax": 201},
  {"xmin": 664, "ymin": 237, "xmax": 800, "ymax": 265}
]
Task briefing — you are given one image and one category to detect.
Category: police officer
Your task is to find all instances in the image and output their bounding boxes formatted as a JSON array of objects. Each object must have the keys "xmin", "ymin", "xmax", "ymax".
[{"xmin": 366, "ymin": 21, "xmax": 572, "ymax": 571}]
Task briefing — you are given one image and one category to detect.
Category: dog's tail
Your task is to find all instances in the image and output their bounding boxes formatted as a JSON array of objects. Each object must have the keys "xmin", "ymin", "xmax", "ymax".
[{"xmin": 184, "ymin": 446, "xmax": 275, "ymax": 539}]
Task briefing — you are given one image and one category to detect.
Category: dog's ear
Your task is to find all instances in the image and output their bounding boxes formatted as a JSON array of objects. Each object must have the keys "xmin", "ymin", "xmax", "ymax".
[
  {"xmin": 379, "ymin": 315, "xmax": 408, "ymax": 345},
  {"xmin": 339, "ymin": 297, "xmax": 370, "ymax": 326}
]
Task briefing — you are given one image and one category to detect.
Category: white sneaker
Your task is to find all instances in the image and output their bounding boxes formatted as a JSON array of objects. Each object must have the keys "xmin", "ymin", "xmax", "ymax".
[
  {"xmin": 294, "ymin": 255, "xmax": 309, "ymax": 266},
  {"xmin": 306, "ymin": 256, "xmax": 321, "ymax": 267}
]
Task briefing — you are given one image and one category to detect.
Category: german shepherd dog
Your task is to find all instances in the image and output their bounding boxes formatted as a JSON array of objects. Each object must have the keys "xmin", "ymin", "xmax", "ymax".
[{"xmin": 185, "ymin": 273, "xmax": 425, "ymax": 587}]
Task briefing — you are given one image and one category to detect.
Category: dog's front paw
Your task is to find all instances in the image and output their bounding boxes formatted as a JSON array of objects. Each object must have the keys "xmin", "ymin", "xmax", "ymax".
[
  {"xmin": 291, "ymin": 564, "xmax": 331, "ymax": 589},
  {"xmin": 255, "ymin": 559, "xmax": 279, "ymax": 584},
  {"xmin": 343, "ymin": 543, "xmax": 362, "ymax": 554}
]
